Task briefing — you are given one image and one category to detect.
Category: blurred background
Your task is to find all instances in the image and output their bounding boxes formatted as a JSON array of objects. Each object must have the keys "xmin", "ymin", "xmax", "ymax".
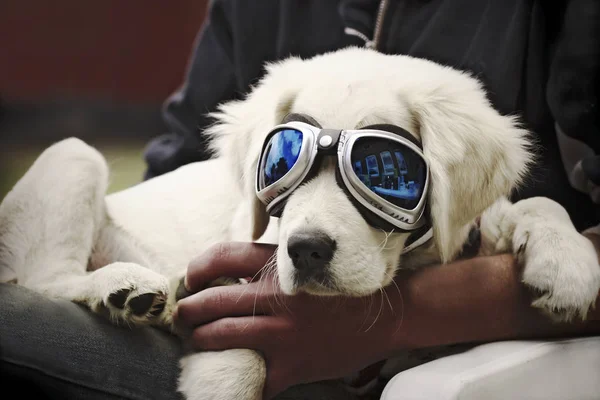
[{"xmin": 0, "ymin": 0, "xmax": 210, "ymax": 199}]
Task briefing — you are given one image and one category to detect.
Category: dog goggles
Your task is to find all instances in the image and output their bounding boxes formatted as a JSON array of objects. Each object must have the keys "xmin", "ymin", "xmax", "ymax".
[{"xmin": 255, "ymin": 118, "xmax": 433, "ymax": 252}]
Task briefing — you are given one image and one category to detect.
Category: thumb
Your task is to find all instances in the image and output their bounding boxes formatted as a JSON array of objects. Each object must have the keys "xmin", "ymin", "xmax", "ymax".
[{"xmin": 185, "ymin": 242, "xmax": 277, "ymax": 292}]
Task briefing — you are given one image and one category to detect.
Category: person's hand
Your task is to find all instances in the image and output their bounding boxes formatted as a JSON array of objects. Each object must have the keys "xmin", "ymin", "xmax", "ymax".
[
  {"xmin": 175, "ymin": 242, "xmax": 404, "ymax": 399},
  {"xmin": 175, "ymin": 241, "xmax": 600, "ymax": 400}
]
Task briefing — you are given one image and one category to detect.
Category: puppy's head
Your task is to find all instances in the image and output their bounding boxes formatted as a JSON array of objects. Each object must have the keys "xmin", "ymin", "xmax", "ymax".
[{"xmin": 208, "ymin": 48, "xmax": 532, "ymax": 297}]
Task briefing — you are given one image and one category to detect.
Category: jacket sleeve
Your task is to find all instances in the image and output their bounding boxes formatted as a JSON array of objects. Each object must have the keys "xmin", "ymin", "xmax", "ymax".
[
  {"xmin": 547, "ymin": 0, "xmax": 600, "ymax": 204},
  {"xmin": 144, "ymin": 0, "xmax": 238, "ymax": 179}
]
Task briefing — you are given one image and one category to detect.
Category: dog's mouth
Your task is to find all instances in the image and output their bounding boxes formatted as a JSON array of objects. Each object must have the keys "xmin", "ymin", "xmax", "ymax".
[
  {"xmin": 291, "ymin": 269, "xmax": 340, "ymax": 296},
  {"xmin": 288, "ymin": 265, "xmax": 385, "ymax": 297},
  {"xmin": 293, "ymin": 280, "xmax": 342, "ymax": 296}
]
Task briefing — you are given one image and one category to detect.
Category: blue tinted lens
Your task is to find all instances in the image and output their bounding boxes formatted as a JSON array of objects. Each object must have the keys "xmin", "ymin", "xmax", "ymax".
[
  {"xmin": 350, "ymin": 137, "xmax": 426, "ymax": 210},
  {"xmin": 260, "ymin": 129, "xmax": 304, "ymax": 189}
]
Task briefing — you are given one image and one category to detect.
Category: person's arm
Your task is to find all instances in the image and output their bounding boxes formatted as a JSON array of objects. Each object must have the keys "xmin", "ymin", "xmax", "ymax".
[
  {"xmin": 144, "ymin": 1, "xmax": 239, "ymax": 179},
  {"xmin": 391, "ymin": 240, "xmax": 600, "ymax": 351},
  {"xmin": 175, "ymin": 240, "xmax": 600, "ymax": 399}
]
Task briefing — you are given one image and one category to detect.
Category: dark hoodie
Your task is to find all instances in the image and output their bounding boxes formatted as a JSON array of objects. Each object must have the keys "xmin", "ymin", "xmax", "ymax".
[{"xmin": 144, "ymin": 0, "xmax": 600, "ymax": 230}]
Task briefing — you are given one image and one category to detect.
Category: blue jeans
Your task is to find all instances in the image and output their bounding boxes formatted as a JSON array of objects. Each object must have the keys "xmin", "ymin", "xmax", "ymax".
[{"xmin": 0, "ymin": 283, "xmax": 355, "ymax": 400}]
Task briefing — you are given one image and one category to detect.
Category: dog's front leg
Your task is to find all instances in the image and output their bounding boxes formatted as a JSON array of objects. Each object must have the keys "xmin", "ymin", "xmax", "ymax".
[
  {"xmin": 479, "ymin": 197, "xmax": 600, "ymax": 321},
  {"xmin": 0, "ymin": 138, "xmax": 173, "ymax": 327},
  {"xmin": 167, "ymin": 273, "xmax": 266, "ymax": 400},
  {"xmin": 178, "ymin": 349, "xmax": 266, "ymax": 400},
  {"xmin": 23, "ymin": 262, "xmax": 170, "ymax": 326}
]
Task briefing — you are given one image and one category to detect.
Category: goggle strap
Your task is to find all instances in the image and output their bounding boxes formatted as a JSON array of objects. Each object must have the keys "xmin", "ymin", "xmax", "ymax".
[
  {"xmin": 402, "ymin": 224, "xmax": 433, "ymax": 254},
  {"xmin": 282, "ymin": 113, "xmax": 322, "ymax": 127}
]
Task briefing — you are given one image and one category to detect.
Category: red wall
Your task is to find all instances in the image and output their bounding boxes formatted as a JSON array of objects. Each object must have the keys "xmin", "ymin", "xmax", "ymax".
[{"xmin": 0, "ymin": 1, "xmax": 209, "ymax": 104}]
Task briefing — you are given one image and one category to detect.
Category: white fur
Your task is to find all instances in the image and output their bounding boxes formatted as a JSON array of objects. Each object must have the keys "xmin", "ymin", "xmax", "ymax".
[
  {"xmin": 1, "ymin": 47, "xmax": 599, "ymax": 400},
  {"xmin": 480, "ymin": 197, "xmax": 600, "ymax": 321}
]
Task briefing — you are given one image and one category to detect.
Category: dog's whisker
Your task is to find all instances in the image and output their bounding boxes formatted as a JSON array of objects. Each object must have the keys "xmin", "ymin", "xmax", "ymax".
[
  {"xmin": 381, "ymin": 286, "xmax": 394, "ymax": 315},
  {"xmin": 263, "ymin": 262, "xmax": 276, "ymax": 301},
  {"xmin": 364, "ymin": 288, "xmax": 384, "ymax": 333},
  {"xmin": 236, "ymin": 254, "xmax": 276, "ymax": 306},
  {"xmin": 252, "ymin": 283, "xmax": 260, "ymax": 321},
  {"xmin": 262, "ymin": 256, "xmax": 292, "ymax": 316},
  {"xmin": 251, "ymin": 253, "xmax": 277, "ymax": 285},
  {"xmin": 384, "ymin": 272, "xmax": 402, "ymax": 301},
  {"xmin": 358, "ymin": 291, "xmax": 376, "ymax": 332},
  {"xmin": 243, "ymin": 257, "xmax": 276, "ymax": 321},
  {"xmin": 268, "ymin": 262, "xmax": 284, "ymax": 315},
  {"xmin": 360, "ymin": 230, "xmax": 398, "ymax": 254},
  {"xmin": 269, "ymin": 275, "xmax": 280, "ymax": 315},
  {"xmin": 378, "ymin": 230, "xmax": 391, "ymax": 251},
  {"xmin": 383, "ymin": 271, "xmax": 405, "ymax": 333},
  {"xmin": 254, "ymin": 260, "xmax": 275, "ymax": 320}
]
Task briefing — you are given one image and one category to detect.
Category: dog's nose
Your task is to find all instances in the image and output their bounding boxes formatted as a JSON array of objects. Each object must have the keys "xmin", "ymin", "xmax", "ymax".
[{"xmin": 287, "ymin": 231, "xmax": 336, "ymax": 271}]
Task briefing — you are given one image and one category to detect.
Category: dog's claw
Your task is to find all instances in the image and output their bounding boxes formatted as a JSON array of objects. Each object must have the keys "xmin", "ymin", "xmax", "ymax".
[
  {"xmin": 175, "ymin": 276, "xmax": 192, "ymax": 301},
  {"xmin": 459, "ymin": 226, "xmax": 481, "ymax": 258}
]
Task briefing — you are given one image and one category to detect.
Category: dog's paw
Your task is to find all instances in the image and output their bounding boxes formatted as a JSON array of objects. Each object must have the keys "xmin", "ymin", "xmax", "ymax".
[
  {"xmin": 516, "ymin": 222, "xmax": 600, "ymax": 322},
  {"xmin": 83, "ymin": 262, "xmax": 170, "ymax": 326},
  {"xmin": 104, "ymin": 286, "xmax": 168, "ymax": 323}
]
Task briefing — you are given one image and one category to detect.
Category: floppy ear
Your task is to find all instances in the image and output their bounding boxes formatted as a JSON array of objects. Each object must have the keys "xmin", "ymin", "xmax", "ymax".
[
  {"xmin": 407, "ymin": 68, "xmax": 533, "ymax": 263},
  {"xmin": 204, "ymin": 58, "xmax": 303, "ymax": 241}
]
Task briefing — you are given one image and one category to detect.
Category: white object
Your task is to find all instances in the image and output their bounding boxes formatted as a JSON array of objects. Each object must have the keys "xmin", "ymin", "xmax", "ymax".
[{"xmin": 381, "ymin": 338, "xmax": 600, "ymax": 400}]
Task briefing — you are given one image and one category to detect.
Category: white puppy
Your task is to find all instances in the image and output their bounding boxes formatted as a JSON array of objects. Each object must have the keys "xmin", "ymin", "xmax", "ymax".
[{"xmin": 1, "ymin": 47, "xmax": 599, "ymax": 400}]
